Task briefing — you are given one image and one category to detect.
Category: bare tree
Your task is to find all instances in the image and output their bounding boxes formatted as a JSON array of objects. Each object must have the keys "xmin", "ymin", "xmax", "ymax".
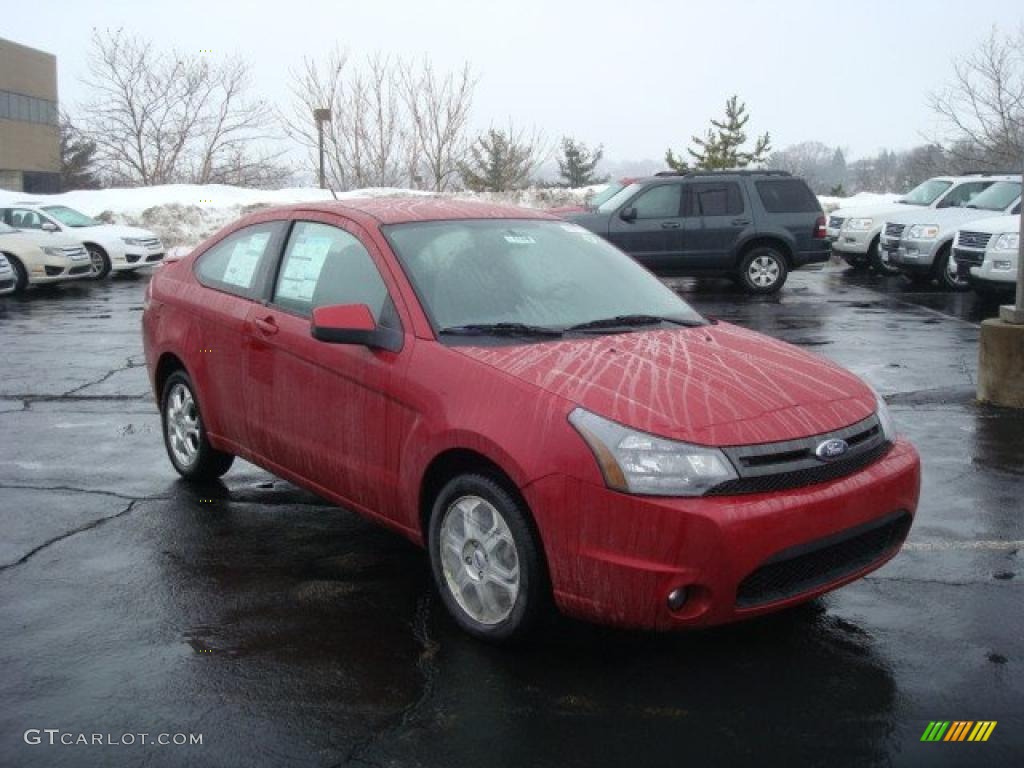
[
  {"xmin": 930, "ymin": 26, "xmax": 1024, "ymax": 171},
  {"xmin": 79, "ymin": 29, "xmax": 284, "ymax": 187},
  {"xmin": 400, "ymin": 59, "xmax": 475, "ymax": 191}
]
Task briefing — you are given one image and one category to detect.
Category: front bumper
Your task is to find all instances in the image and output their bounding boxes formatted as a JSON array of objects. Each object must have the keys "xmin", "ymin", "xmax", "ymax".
[
  {"xmin": 830, "ymin": 228, "xmax": 877, "ymax": 255},
  {"xmin": 110, "ymin": 241, "xmax": 166, "ymax": 271},
  {"xmin": 523, "ymin": 438, "xmax": 920, "ymax": 630},
  {"xmin": 793, "ymin": 247, "xmax": 831, "ymax": 268},
  {"xmin": 966, "ymin": 255, "xmax": 1017, "ymax": 286},
  {"xmin": 885, "ymin": 238, "xmax": 939, "ymax": 271},
  {"xmin": 28, "ymin": 254, "xmax": 92, "ymax": 285}
]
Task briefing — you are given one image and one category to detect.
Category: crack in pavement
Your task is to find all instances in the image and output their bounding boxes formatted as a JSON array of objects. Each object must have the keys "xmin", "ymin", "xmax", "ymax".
[
  {"xmin": 0, "ymin": 497, "xmax": 149, "ymax": 573},
  {"xmin": 0, "ymin": 483, "xmax": 167, "ymax": 502},
  {"xmin": 341, "ymin": 592, "xmax": 440, "ymax": 768},
  {"xmin": 0, "ymin": 394, "xmax": 149, "ymax": 404},
  {"xmin": 60, "ymin": 356, "xmax": 144, "ymax": 398}
]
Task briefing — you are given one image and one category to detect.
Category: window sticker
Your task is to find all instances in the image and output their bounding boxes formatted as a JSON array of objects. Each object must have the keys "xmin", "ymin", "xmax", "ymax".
[
  {"xmin": 277, "ymin": 235, "xmax": 334, "ymax": 302},
  {"xmin": 503, "ymin": 233, "xmax": 536, "ymax": 245},
  {"xmin": 222, "ymin": 232, "xmax": 270, "ymax": 288},
  {"xmin": 559, "ymin": 223, "xmax": 588, "ymax": 233}
]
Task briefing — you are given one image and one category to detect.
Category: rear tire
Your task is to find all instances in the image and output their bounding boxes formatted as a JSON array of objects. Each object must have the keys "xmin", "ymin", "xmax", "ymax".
[
  {"xmin": 868, "ymin": 237, "xmax": 900, "ymax": 276},
  {"xmin": 160, "ymin": 370, "xmax": 234, "ymax": 480},
  {"xmin": 7, "ymin": 255, "xmax": 28, "ymax": 293},
  {"xmin": 738, "ymin": 246, "xmax": 788, "ymax": 294},
  {"xmin": 428, "ymin": 473, "xmax": 548, "ymax": 642},
  {"xmin": 86, "ymin": 244, "xmax": 111, "ymax": 280}
]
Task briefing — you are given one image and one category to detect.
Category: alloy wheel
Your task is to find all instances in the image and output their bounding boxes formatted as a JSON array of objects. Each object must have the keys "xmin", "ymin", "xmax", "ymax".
[
  {"xmin": 748, "ymin": 255, "xmax": 781, "ymax": 288},
  {"xmin": 165, "ymin": 382, "xmax": 200, "ymax": 469}
]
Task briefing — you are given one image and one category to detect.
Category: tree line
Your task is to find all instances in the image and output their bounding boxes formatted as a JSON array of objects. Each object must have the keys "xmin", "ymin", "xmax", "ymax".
[{"xmin": 61, "ymin": 26, "xmax": 1024, "ymax": 194}]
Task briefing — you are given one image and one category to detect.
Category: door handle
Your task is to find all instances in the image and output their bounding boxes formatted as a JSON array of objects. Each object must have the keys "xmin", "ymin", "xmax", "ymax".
[
  {"xmin": 661, "ymin": 221, "xmax": 681, "ymax": 229},
  {"xmin": 254, "ymin": 316, "xmax": 279, "ymax": 336},
  {"xmin": 731, "ymin": 218, "xmax": 751, "ymax": 226}
]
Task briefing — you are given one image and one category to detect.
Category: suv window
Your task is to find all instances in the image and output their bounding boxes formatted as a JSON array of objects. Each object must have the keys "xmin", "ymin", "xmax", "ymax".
[
  {"xmin": 937, "ymin": 181, "xmax": 991, "ymax": 209},
  {"xmin": 629, "ymin": 184, "xmax": 682, "ymax": 219},
  {"xmin": 692, "ymin": 182, "xmax": 744, "ymax": 216},
  {"xmin": 195, "ymin": 222, "xmax": 280, "ymax": 299},
  {"xmin": 755, "ymin": 180, "xmax": 819, "ymax": 213},
  {"xmin": 273, "ymin": 221, "xmax": 396, "ymax": 326}
]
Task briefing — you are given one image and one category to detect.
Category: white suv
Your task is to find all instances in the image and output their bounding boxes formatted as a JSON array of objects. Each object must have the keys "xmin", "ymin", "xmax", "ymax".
[
  {"xmin": 0, "ymin": 202, "xmax": 164, "ymax": 279},
  {"xmin": 950, "ymin": 215, "xmax": 1020, "ymax": 296},
  {"xmin": 828, "ymin": 175, "xmax": 1001, "ymax": 272}
]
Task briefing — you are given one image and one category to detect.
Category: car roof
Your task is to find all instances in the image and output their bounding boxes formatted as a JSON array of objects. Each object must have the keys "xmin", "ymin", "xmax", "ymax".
[{"xmin": 274, "ymin": 196, "xmax": 558, "ymax": 225}]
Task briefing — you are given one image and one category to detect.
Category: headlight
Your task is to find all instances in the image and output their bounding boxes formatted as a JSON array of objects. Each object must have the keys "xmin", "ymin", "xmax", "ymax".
[
  {"xmin": 845, "ymin": 218, "xmax": 874, "ymax": 231},
  {"xmin": 992, "ymin": 233, "xmax": 1019, "ymax": 252},
  {"xmin": 42, "ymin": 246, "xmax": 65, "ymax": 258},
  {"xmin": 122, "ymin": 237, "xmax": 144, "ymax": 246},
  {"xmin": 568, "ymin": 408, "xmax": 737, "ymax": 496},
  {"xmin": 907, "ymin": 224, "xmax": 939, "ymax": 240},
  {"xmin": 874, "ymin": 391, "xmax": 897, "ymax": 441}
]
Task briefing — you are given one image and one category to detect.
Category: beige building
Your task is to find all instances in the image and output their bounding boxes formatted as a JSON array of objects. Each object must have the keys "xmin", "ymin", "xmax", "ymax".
[{"xmin": 0, "ymin": 37, "xmax": 60, "ymax": 193}]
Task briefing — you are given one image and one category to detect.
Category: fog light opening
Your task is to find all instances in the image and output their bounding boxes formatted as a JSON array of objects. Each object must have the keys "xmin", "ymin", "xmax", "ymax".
[{"xmin": 667, "ymin": 587, "xmax": 689, "ymax": 612}]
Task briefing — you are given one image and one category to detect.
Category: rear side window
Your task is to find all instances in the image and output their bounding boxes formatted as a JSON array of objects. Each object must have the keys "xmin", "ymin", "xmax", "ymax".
[
  {"xmin": 273, "ymin": 221, "xmax": 397, "ymax": 326},
  {"xmin": 195, "ymin": 222, "xmax": 280, "ymax": 299},
  {"xmin": 755, "ymin": 180, "xmax": 820, "ymax": 213},
  {"xmin": 692, "ymin": 183, "xmax": 744, "ymax": 216}
]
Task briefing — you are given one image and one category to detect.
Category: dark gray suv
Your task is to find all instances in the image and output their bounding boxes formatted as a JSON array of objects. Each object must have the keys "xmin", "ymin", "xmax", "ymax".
[{"xmin": 566, "ymin": 170, "xmax": 829, "ymax": 293}]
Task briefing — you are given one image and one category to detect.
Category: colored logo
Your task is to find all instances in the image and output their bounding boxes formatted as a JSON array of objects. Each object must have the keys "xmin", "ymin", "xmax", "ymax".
[
  {"xmin": 921, "ymin": 721, "xmax": 997, "ymax": 742},
  {"xmin": 815, "ymin": 438, "xmax": 849, "ymax": 461}
]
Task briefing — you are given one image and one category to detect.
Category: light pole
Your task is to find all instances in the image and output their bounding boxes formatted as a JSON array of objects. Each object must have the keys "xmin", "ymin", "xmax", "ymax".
[
  {"xmin": 313, "ymin": 108, "xmax": 332, "ymax": 190},
  {"xmin": 999, "ymin": 166, "xmax": 1024, "ymax": 324}
]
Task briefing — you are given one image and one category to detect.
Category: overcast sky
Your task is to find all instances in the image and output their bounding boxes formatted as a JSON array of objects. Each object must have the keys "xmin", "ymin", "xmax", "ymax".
[{"xmin": 5, "ymin": 0, "xmax": 1021, "ymax": 164}]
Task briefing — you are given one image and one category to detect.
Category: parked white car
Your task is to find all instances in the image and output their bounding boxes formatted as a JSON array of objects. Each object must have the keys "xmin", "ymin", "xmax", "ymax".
[
  {"xmin": 0, "ymin": 202, "xmax": 164, "ymax": 279},
  {"xmin": 880, "ymin": 179, "xmax": 1021, "ymax": 290},
  {"xmin": 828, "ymin": 175, "xmax": 1003, "ymax": 272},
  {"xmin": 0, "ymin": 251, "xmax": 16, "ymax": 295},
  {"xmin": 950, "ymin": 215, "xmax": 1020, "ymax": 296},
  {"xmin": 0, "ymin": 221, "xmax": 92, "ymax": 293}
]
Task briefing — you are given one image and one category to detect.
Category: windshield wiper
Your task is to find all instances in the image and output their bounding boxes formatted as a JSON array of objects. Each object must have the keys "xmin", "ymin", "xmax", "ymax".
[
  {"xmin": 438, "ymin": 322, "xmax": 563, "ymax": 338},
  {"xmin": 566, "ymin": 314, "xmax": 704, "ymax": 332}
]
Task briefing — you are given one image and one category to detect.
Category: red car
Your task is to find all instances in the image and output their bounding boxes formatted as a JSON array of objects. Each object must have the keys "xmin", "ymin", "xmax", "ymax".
[{"xmin": 142, "ymin": 198, "xmax": 921, "ymax": 641}]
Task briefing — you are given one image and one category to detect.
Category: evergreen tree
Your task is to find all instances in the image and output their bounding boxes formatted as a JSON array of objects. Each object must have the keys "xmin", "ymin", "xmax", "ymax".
[
  {"xmin": 458, "ymin": 128, "xmax": 539, "ymax": 192},
  {"xmin": 59, "ymin": 114, "xmax": 101, "ymax": 190},
  {"xmin": 665, "ymin": 95, "xmax": 771, "ymax": 171},
  {"xmin": 556, "ymin": 137, "xmax": 607, "ymax": 187}
]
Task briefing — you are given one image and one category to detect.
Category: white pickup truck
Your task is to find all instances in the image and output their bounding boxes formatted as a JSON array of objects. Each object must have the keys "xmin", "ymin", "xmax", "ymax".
[{"xmin": 828, "ymin": 175, "xmax": 1001, "ymax": 273}]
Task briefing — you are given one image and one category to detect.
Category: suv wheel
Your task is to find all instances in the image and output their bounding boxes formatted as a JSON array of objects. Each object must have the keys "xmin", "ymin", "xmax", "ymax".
[
  {"xmin": 934, "ymin": 246, "xmax": 970, "ymax": 292},
  {"xmin": 160, "ymin": 370, "xmax": 234, "ymax": 480},
  {"xmin": 428, "ymin": 473, "xmax": 547, "ymax": 642},
  {"xmin": 739, "ymin": 246, "xmax": 788, "ymax": 294},
  {"xmin": 869, "ymin": 238, "xmax": 900, "ymax": 276}
]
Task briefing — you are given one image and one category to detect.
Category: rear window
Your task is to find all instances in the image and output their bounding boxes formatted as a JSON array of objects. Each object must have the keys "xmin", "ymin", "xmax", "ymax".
[{"xmin": 755, "ymin": 180, "xmax": 821, "ymax": 213}]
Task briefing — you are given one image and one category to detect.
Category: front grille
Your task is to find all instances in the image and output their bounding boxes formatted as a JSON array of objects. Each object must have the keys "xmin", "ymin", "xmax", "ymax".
[
  {"xmin": 0, "ymin": 279, "xmax": 14, "ymax": 290},
  {"xmin": 957, "ymin": 230, "xmax": 992, "ymax": 250},
  {"xmin": 736, "ymin": 511, "xmax": 912, "ymax": 608},
  {"xmin": 140, "ymin": 238, "xmax": 161, "ymax": 248},
  {"xmin": 63, "ymin": 247, "xmax": 88, "ymax": 259},
  {"xmin": 884, "ymin": 222, "xmax": 906, "ymax": 239},
  {"xmin": 953, "ymin": 247, "xmax": 984, "ymax": 268},
  {"xmin": 708, "ymin": 414, "xmax": 890, "ymax": 496},
  {"xmin": 829, "ymin": 216, "xmax": 844, "ymax": 229}
]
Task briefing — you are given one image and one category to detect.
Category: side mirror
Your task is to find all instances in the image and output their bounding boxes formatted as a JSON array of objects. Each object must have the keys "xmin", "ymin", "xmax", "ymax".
[
  {"xmin": 620, "ymin": 207, "xmax": 637, "ymax": 222},
  {"xmin": 41, "ymin": 221, "xmax": 59, "ymax": 232},
  {"xmin": 310, "ymin": 303, "xmax": 402, "ymax": 352}
]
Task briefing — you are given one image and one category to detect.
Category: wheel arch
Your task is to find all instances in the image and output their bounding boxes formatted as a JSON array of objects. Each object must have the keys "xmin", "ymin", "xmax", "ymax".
[
  {"xmin": 154, "ymin": 351, "xmax": 188, "ymax": 402},
  {"xmin": 735, "ymin": 235, "xmax": 794, "ymax": 268}
]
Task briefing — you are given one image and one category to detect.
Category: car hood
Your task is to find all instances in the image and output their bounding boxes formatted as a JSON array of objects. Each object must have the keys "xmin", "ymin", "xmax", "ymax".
[
  {"xmin": 832, "ymin": 202, "xmax": 916, "ymax": 220},
  {"xmin": 955, "ymin": 214, "xmax": 1020, "ymax": 236},
  {"xmin": 885, "ymin": 206, "xmax": 1011, "ymax": 231},
  {"xmin": 0, "ymin": 230, "xmax": 84, "ymax": 250},
  {"xmin": 68, "ymin": 224, "xmax": 158, "ymax": 240},
  {"xmin": 455, "ymin": 322, "xmax": 875, "ymax": 446}
]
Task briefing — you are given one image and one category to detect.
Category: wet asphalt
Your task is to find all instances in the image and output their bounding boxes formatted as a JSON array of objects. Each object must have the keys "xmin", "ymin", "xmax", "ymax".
[{"xmin": 0, "ymin": 265, "xmax": 1021, "ymax": 767}]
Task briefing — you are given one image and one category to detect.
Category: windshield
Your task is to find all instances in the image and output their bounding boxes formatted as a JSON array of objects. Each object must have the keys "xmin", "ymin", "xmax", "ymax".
[
  {"xmin": 41, "ymin": 205, "xmax": 101, "ymax": 227},
  {"xmin": 899, "ymin": 179, "xmax": 953, "ymax": 206},
  {"xmin": 385, "ymin": 219, "xmax": 704, "ymax": 334},
  {"xmin": 965, "ymin": 181, "xmax": 1021, "ymax": 211},
  {"xmin": 587, "ymin": 183, "xmax": 625, "ymax": 209},
  {"xmin": 597, "ymin": 183, "xmax": 644, "ymax": 214}
]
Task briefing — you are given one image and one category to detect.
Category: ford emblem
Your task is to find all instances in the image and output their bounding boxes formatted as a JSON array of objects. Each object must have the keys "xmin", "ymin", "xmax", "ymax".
[{"xmin": 815, "ymin": 438, "xmax": 849, "ymax": 461}]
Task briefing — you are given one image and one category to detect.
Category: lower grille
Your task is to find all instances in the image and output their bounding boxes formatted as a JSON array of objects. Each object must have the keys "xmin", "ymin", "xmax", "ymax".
[
  {"xmin": 884, "ymin": 222, "xmax": 906, "ymax": 239},
  {"xmin": 0, "ymin": 279, "xmax": 13, "ymax": 290},
  {"xmin": 953, "ymin": 247, "xmax": 984, "ymax": 268},
  {"xmin": 68, "ymin": 265, "xmax": 91, "ymax": 276},
  {"xmin": 736, "ymin": 511, "xmax": 912, "ymax": 608},
  {"xmin": 44, "ymin": 265, "xmax": 64, "ymax": 276},
  {"xmin": 125, "ymin": 254, "xmax": 141, "ymax": 264},
  {"xmin": 145, "ymin": 252, "xmax": 165, "ymax": 262}
]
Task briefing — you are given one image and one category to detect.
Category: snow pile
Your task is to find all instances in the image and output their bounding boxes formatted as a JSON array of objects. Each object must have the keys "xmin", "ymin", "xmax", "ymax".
[
  {"xmin": 818, "ymin": 192, "xmax": 901, "ymax": 213},
  {"xmin": 1, "ymin": 182, "xmax": 891, "ymax": 249}
]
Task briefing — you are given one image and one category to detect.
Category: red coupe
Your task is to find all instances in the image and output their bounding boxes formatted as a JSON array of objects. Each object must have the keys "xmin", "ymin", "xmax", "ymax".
[{"xmin": 142, "ymin": 198, "xmax": 920, "ymax": 641}]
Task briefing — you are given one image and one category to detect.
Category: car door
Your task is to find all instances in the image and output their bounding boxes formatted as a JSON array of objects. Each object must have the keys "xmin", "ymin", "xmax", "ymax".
[
  {"xmin": 688, "ymin": 181, "xmax": 749, "ymax": 268},
  {"xmin": 244, "ymin": 215, "xmax": 410, "ymax": 516},
  {"xmin": 606, "ymin": 182, "xmax": 687, "ymax": 271},
  {"xmin": 190, "ymin": 220, "xmax": 286, "ymax": 447}
]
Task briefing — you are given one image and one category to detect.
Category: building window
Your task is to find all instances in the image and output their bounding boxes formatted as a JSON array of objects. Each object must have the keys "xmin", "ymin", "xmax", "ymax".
[{"xmin": 0, "ymin": 89, "xmax": 59, "ymax": 126}]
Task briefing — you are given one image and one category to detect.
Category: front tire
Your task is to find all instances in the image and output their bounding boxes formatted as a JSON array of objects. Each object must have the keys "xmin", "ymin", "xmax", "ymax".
[
  {"xmin": 868, "ymin": 237, "xmax": 900, "ymax": 276},
  {"xmin": 160, "ymin": 370, "xmax": 234, "ymax": 480},
  {"xmin": 7, "ymin": 255, "xmax": 28, "ymax": 293},
  {"xmin": 738, "ymin": 246, "xmax": 788, "ymax": 294},
  {"xmin": 86, "ymin": 245, "xmax": 111, "ymax": 280},
  {"xmin": 934, "ymin": 246, "xmax": 970, "ymax": 292},
  {"xmin": 428, "ymin": 473, "xmax": 547, "ymax": 642}
]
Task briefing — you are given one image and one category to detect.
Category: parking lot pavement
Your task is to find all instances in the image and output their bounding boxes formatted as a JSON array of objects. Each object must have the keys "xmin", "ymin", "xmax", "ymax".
[{"xmin": 1, "ymin": 268, "xmax": 1021, "ymax": 767}]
